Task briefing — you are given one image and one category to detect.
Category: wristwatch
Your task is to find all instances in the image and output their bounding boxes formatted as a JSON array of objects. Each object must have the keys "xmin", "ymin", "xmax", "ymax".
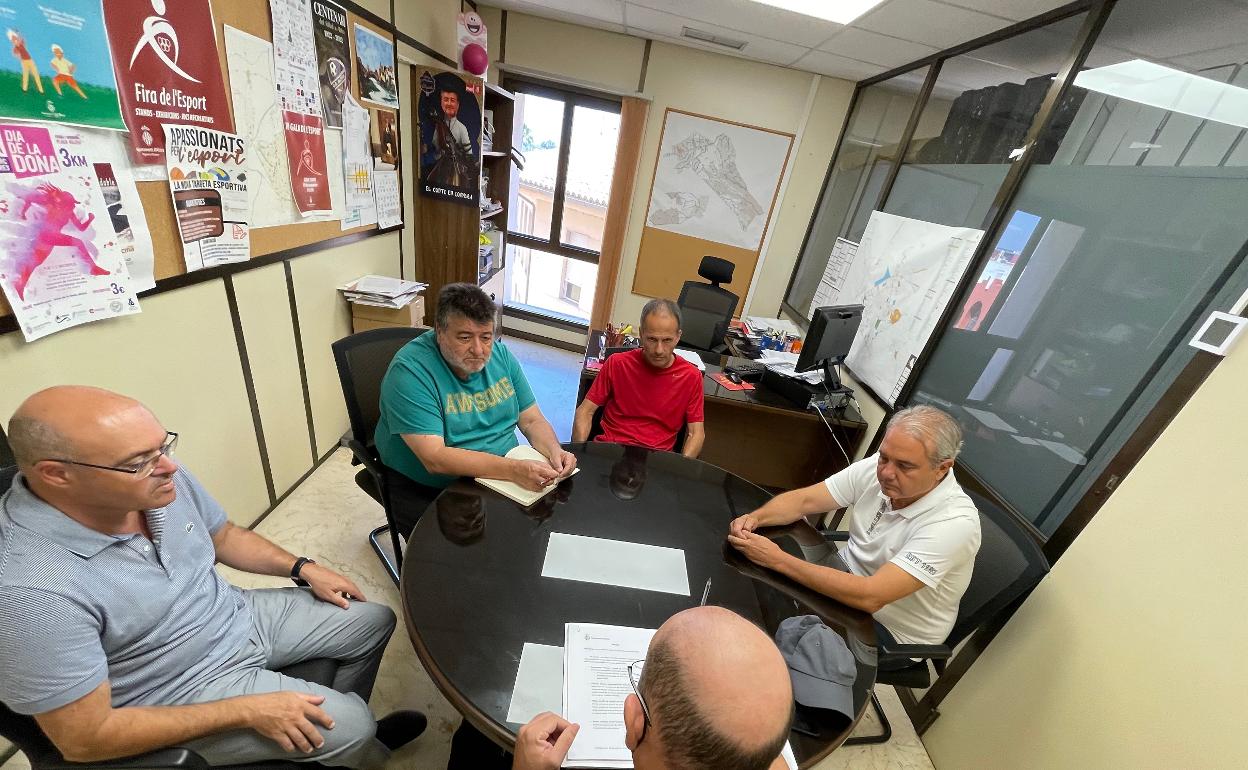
[{"xmin": 291, "ymin": 556, "xmax": 316, "ymax": 586}]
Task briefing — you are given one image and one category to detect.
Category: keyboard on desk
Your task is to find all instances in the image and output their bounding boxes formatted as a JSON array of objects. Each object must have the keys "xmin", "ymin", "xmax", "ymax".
[{"xmin": 722, "ymin": 361, "xmax": 766, "ymax": 382}]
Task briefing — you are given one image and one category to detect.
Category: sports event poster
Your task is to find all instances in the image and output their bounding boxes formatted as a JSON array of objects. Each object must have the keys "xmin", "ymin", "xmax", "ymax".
[
  {"xmin": 163, "ymin": 124, "xmax": 250, "ymax": 271},
  {"xmin": 102, "ymin": 0, "xmax": 235, "ymax": 165},
  {"xmin": 0, "ymin": 0, "xmax": 126, "ymax": 130},
  {"xmin": 310, "ymin": 0, "xmax": 349, "ymax": 129},
  {"xmin": 281, "ymin": 110, "xmax": 332, "ymax": 215},
  {"xmin": 0, "ymin": 122, "xmax": 140, "ymax": 341}
]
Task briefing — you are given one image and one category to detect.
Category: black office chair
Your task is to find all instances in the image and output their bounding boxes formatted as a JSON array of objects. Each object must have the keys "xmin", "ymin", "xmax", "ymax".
[
  {"xmin": 0, "ymin": 658, "xmax": 339, "ymax": 769},
  {"xmin": 826, "ymin": 491, "xmax": 1050, "ymax": 744},
  {"xmin": 677, "ymin": 256, "xmax": 738, "ymax": 353},
  {"xmin": 331, "ymin": 327, "xmax": 428, "ymax": 586}
]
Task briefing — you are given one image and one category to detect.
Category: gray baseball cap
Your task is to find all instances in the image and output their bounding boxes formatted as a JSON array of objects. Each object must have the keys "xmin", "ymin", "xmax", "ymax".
[{"xmin": 774, "ymin": 615, "xmax": 857, "ymax": 718}]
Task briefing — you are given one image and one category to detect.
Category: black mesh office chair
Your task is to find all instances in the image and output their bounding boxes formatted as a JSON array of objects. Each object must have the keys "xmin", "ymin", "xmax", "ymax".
[
  {"xmin": 826, "ymin": 491, "xmax": 1050, "ymax": 744},
  {"xmin": 331, "ymin": 326, "xmax": 428, "ymax": 586},
  {"xmin": 0, "ymin": 469, "xmax": 341, "ymax": 768},
  {"xmin": 677, "ymin": 256, "xmax": 738, "ymax": 353}
]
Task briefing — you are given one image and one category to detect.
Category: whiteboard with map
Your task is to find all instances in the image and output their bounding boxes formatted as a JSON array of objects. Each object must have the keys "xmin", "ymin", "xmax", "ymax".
[
  {"xmin": 645, "ymin": 111, "xmax": 791, "ymax": 250},
  {"xmin": 840, "ymin": 211, "xmax": 984, "ymax": 405}
]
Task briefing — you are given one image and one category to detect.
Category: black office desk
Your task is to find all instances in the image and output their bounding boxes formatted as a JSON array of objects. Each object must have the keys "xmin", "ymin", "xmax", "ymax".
[
  {"xmin": 400, "ymin": 442, "xmax": 878, "ymax": 768},
  {"xmin": 579, "ymin": 332, "xmax": 868, "ymax": 490}
]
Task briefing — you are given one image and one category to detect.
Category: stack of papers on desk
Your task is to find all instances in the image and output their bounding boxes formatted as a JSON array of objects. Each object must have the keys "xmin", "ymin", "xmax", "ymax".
[
  {"xmin": 744, "ymin": 315, "xmax": 803, "ymax": 338},
  {"xmin": 759, "ymin": 351, "xmax": 825, "ymax": 384},
  {"xmin": 339, "ymin": 275, "xmax": 427, "ymax": 309},
  {"xmin": 563, "ymin": 623, "xmax": 657, "ymax": 768}
]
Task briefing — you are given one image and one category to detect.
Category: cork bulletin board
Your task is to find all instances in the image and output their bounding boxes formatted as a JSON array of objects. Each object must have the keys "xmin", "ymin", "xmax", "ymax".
[
  {"xmin": 0, "ymin": 0, "xmax": 399, "ymax": 319},
  {"xmin": 632, "ymin": 108, "xmax": 793, "ymax": 316}
]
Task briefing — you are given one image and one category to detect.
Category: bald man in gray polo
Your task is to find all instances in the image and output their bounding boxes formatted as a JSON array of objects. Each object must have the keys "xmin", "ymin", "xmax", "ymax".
[{"xmin": 0, "ymin": 387, "xmax": 423, "ymax": 766}]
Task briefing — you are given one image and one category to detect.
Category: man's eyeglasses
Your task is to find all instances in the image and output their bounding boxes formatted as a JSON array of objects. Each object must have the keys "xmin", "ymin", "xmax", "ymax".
[
  {"xmin": 46, "ymin": 432, "xmax": 178, "ymax": 480},
  {"xmin": 628, "ymin": 659, "xmax": 651, "ymax": 742}
]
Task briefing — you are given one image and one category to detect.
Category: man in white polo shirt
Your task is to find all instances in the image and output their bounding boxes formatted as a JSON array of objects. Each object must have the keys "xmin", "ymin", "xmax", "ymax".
[{"xmin": 728, "ymin": 405, "xmax": 980, "ymax": 651}]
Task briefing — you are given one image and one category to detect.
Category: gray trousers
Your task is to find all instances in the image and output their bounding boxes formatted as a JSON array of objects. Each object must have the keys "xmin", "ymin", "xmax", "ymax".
[{"xmin": 177, "ymin": 588, "xmax": 396, "ymax": 768}]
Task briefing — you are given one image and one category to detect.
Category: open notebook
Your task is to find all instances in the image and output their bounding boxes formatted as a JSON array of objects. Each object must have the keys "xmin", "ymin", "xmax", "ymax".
[{"xmin": 475, "ymin": 445, "xmax": 580, "ymax": 506}]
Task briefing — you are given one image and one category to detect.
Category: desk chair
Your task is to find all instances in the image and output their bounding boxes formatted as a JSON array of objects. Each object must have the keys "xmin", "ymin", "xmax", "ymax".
[
  {"xmin": 331, "ymin": 326, "xmax": 428, "ymax": 585},
  {"xmin": 825, "ymin": 492, "xmax": 1049, "ymax": 743},
  {"xmin": 677, "ymin": 256, "xmax": 737, "ymax": 354}
]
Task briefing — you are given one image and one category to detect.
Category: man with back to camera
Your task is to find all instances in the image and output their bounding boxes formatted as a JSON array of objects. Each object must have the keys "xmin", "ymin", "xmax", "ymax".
[
  {"xmin": 511, "ymin": 606, "xmax": 795, "ymax": 770},
  {"xmin": 0, "ymin": 386, "xmax": 425, "ymax": 766},
  {"xmin": 727, "ymin": 405, "xmax": 981, "ymax": 651},
  {"xmin": 375, "ymin": 283, "xmax": 575, "ymax": 532},
  {"xmin": 571, "ymin": 299, "xmax": 706, "ymax": 458}
]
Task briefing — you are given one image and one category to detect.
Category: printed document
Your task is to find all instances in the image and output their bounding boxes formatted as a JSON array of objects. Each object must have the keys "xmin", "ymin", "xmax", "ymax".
[{"xmin": 562, "ymin": 623, "xmax": 657, "ymax": 768}]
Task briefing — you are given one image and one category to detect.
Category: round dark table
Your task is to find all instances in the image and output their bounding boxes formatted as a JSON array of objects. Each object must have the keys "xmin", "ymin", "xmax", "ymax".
[{"xmin": 400, "ymin": 442, "xmax": 878, "ymax": 768}]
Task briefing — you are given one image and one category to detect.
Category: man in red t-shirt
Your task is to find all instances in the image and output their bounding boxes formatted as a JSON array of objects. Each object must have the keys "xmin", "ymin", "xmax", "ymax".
[{"xmin": 573, "ymin": 299, "xmax": 706, "ymax": 457}]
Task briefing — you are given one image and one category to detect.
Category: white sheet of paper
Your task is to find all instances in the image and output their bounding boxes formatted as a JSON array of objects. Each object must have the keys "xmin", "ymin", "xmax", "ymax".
[
  {"xmin": 781, "ymin": 741, "xmax": 797, "ymax": 770},
  {"xmin": 542, "ymin": 534, "xmax": 690, "ymax": 596},
  {"xmin": 507, "ymin": 643, "xmax": 564, "ymax": 725},
  {"xmin": 563, "ymin": 623, "xmax": 657, "ymax": 768},
  {"xmin": 674, "ymin": 348, "xmax": 706, "ymax": 371},
  {"xmin": 962, "ymin": 406, "xmax": 1018, "ymax": 433}
]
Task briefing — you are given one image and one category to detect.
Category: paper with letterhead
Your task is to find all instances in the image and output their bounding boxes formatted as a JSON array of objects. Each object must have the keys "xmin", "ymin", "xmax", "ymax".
[
  {"xmin": 542, "ymin": 533, "xmax": 690, "ymax": 596},
  {"xmin": 562, "ymin": 623, "xmax": 657, "ymax": 768},
  {"xmin": 506, "ymin": 643, "xmax": 564, "ymax": 725}
]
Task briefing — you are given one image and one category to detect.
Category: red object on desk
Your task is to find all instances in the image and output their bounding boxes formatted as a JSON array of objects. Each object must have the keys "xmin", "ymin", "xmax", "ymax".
[{"xmin": 710, "ymin": 372, "xmax": 754, "ymax": 391}]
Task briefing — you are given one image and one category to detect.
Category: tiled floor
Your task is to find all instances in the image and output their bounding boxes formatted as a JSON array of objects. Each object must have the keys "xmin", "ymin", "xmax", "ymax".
[{"xmin": 2, "ymin": 339, "xmax": 934, "ymax": 770}]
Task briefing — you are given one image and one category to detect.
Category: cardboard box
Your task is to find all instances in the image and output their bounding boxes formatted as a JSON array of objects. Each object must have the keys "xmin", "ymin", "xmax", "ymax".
[
  {"xmin": 350, "ymin": 295, "xmax": 425, "ymax": 328},
  {"xmin": 351, "ymin": 315, "xmax": 429, "ymax": 334}
]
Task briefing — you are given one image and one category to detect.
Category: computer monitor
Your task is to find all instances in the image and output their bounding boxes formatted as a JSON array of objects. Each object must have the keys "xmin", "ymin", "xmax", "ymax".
[{"xmin": 796, "ymin": 304, "xmax": 863, "ymax": 391}]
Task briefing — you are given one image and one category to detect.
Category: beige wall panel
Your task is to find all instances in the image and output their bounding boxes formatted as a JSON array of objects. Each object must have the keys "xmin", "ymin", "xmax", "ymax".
[
  {"xmin": 291, "ymin": 234, "xmax": 401, "ymax": 455},
  {"xmin": 478, "ymin": 6, "xmax": 503, "ymax": 84},
  {"xmin": 924, "ymin": 341, "xmax": 1248, "ymax": 767},
  {"xmin": 612, "ymin": 41, "xmax": 826, "ymax": 325},
  {"xmin": 232, "ymin": 263, "xmax": 315, "ymax": 498},
  {"xmin": 394, "ymin": 0, "xmax": 459, "ymax": 62},
  {"xmin": 352, "ymin": 0, "xmax": 391, "ymax": 24},
  {"xmin": 0, "ymin": 283, "xmax": 269, "ymax": 524},
  {"xmin": 502, "ymin": 12, "xmax": 646, "ymax": 94},
  {"xmin": 747, "ymin": 75, "xmax": 855, "ymax": 317}
]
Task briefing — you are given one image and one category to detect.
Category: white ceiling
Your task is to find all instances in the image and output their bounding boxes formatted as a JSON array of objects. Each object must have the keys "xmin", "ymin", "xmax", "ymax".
[{"xmin": 482, "ymin": 0, "xmax": 1076, "ymax": 82}]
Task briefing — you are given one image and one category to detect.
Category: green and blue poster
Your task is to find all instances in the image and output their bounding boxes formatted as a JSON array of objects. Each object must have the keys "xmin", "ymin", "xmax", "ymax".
[{"xmin": 0, "ymin": 0, "xmax": 125, "ymax": 130}]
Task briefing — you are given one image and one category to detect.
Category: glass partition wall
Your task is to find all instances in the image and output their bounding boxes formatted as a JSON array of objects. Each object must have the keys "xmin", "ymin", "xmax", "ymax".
[{"xmin": 785, "ymin": 0, "xmax": 1248, "ymax": 543}]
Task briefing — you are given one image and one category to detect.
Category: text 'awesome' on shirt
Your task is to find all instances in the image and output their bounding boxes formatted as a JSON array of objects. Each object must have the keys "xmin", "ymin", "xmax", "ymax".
[{"xmin": 375, "ymin": 333, "xmax": 537, "ymax": 487}]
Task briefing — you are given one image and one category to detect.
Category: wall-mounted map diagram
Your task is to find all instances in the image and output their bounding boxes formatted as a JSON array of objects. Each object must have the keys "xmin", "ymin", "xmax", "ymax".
[
  {"xmin": 840, "ymin": 211, "xmax": 984, "ymax": 405},
  {"xmin": 645, "ymin": 110, "xmax": 791, "ymax": 250}
]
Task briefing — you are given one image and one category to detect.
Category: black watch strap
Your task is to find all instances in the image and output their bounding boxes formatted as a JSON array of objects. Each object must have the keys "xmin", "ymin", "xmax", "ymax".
[{"xmin": 291, "ymin": 556, "xmax": 315, "ymax": 585}]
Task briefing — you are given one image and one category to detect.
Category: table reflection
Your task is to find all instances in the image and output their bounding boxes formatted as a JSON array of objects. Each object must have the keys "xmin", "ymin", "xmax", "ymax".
[{"xmin": 399, "ymin": 442, "xmax": 877, "ymax": 767}]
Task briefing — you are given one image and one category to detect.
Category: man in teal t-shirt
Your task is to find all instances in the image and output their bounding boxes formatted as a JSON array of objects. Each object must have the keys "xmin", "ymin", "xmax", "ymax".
[{"xmin": 376, "ymin": 283, "xmax": 575, "ymax": 530}]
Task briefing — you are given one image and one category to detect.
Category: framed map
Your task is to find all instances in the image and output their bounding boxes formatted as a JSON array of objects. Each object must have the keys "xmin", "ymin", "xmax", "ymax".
[{"xmin": 644, "ymin": 110, "xmax": 792, "ymax": 251}]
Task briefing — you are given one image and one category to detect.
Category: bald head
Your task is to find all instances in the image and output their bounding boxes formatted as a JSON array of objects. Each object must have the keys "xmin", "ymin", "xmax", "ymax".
[
  {"xmin": 9, "ymin": 386, "xmax": 151, "ymax": 469},
  {"xmin": 640, "ymin": 606, "xmax": 793, "ymax": 770}
]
